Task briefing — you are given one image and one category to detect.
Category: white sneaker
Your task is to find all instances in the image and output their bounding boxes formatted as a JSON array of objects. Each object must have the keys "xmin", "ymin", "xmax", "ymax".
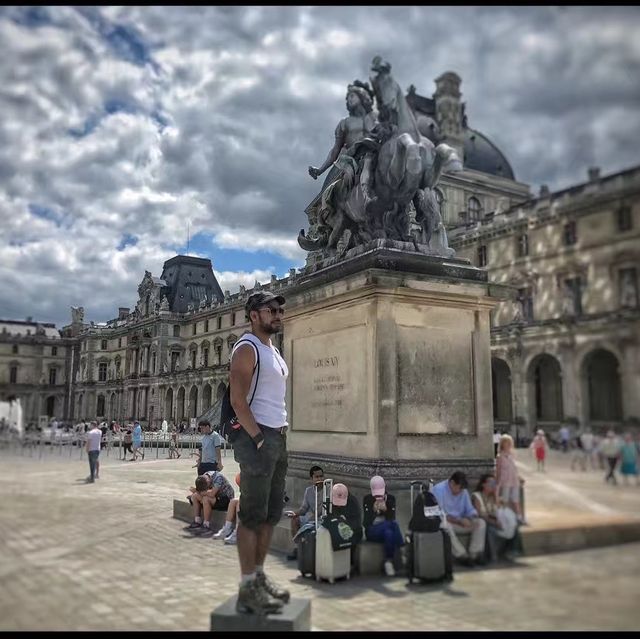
[
  {"xmin": 384, "ymin": 560, "xmax": 395, "ymax": 577},
  {"xmin": 213, "ymin": 523, "xmax": 234, "ymax": 540},
  {"xmin": 224, "ymin": 530, "xmax": 237, "ymax": 545}
]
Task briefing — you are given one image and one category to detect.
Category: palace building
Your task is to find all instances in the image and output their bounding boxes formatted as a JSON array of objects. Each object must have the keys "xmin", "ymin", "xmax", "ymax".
[{"xmin": 2, "ymin": 72, "xmax": 638, "ymax": 436}]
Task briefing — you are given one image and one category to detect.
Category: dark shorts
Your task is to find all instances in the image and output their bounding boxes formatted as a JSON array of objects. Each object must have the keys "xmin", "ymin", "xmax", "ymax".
[
  {"xmin": 197, "ymin": 462, "xmax": 218, "ymax": 475},
  {"xmin": 234, "ymin": 427, "xmax": 288, "ymax": 530},
  {"xmin": 213, "ymin": 493, "xmax": 231, "ymax": 512}
]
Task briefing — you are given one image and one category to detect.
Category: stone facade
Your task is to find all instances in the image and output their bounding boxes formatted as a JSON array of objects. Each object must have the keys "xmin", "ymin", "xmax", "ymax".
[
  {"xmin": 63, "ymin": 258, "xmax": 291, "ymax": 427},
  {"xmin": 449, "ymin": 165, "xmax": 640, "ymax": 439},
  {"xmin": 0, "ymin": 320, "xmax": 73, "ymax": 424}
]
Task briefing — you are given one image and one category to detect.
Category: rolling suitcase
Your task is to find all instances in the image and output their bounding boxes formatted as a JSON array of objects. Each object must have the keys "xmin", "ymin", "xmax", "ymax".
[
  {"xmin": 315, "ymin": 479, "xmax": 351, "ymax": 584},
  {"xmin": 297, "ymin": 526, "xmax": 316, "ymax": 578},
  {"xmin": 407, "ymin": 480, "xmax": 453, "ymax": 584}
]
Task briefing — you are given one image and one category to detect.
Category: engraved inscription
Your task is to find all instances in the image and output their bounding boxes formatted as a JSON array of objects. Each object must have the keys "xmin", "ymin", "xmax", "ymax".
[{"xmin": 292, "ymin": 325, "xmax": 368, "ymax": 433}]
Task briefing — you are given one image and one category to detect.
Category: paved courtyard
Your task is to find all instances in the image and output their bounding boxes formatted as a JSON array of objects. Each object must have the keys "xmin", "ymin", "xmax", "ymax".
[{"xmin": 0, "ymin": 445, "xmax": 639, "ymax": 631}]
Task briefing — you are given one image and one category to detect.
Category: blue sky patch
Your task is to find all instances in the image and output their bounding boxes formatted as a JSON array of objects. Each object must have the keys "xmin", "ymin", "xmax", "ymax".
[
  {"xmin": 117, "ymin": 234, "xmax": 138, "ymax": 251},
  {"xmin": 28, "ymin": 203, "xmax": 63, "ymax": 226},
  {"xmin": 172, "ymin": 231, "xmax": 300, "ymax": 278}
]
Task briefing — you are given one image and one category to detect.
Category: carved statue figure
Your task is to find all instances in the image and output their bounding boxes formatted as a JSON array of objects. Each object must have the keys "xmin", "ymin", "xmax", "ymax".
[
  {"xmin": 298, "ymin": 57, "xmax": 461, "ymax": 259},
  {"xmin": 199, "ymin": 295, "xmax": 207, "ymax": 309},
  {"xmin": 187, "ymin": 303, "xmax": 194, "ymax": 313},
  {"xmin": 71, "ymin": 306, "xmax": 85, "ymax": 324},
  {"xmin": 159, "ymin": 296, "xmax": 169, "ymax": 311}
]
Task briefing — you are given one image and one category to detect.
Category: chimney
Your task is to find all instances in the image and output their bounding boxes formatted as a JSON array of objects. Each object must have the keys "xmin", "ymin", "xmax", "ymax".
[
  {"xmin": 289, "ymin": 268, "xmax": 296, "ymax": 278},
  {"xmin": 118, "ymin": 307, "xmax": 130, "ymax": 320},
  {"xmin": 588, "ymin": 167, "xmax": 600, "ymax": 182},
  {"xmin": 26, "ymin": 316, "xmax": 33, "ymax": 322},
  {"xmin": 434, "ymin": 71, "xmax": 464, "ymax": 162},
  {"xmin": 539, "ymin": 184, "xmax": 550, "ymax": 197}
]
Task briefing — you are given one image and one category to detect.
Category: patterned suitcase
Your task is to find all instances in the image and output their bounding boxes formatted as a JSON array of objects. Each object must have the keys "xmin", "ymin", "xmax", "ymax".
[{"xmin": 315, "ymin": 479, "xmax": 351, "ymax": 584}]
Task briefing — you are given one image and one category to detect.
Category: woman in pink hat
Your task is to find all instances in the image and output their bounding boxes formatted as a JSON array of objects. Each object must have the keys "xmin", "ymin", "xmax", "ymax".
[{"xmin": 362, "ymin": 475, "xmax": 404, "ymax": 576}]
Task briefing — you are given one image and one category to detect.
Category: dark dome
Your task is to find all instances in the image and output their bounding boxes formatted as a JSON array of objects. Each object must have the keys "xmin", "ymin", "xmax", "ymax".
[{"xmin": 463, "ymin": 128, "xmax": 515, "ymax": 180}]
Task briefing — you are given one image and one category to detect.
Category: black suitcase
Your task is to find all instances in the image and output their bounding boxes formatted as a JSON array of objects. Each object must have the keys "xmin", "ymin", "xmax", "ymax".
[
  {"xmin": 297, "ymin": 527, "xmax": 316, "ymax": 578},
  {"xmin": 407, "ymin": 481, "xmax": 453, "ymax": 584}
]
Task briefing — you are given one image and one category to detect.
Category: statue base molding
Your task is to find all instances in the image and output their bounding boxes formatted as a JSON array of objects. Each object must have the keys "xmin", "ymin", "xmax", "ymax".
[{"xmin": 284, "ymin": 246, "xmax": 508, "ymax": 522}]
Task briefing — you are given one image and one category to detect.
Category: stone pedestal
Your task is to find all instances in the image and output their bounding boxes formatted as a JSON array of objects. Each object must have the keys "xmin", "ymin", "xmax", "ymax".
[
  {"xmin": 210, "ymin": 596, "xmax": 311, "ymax": 632},
  {"xmin": 283, "ymin": 245, "xmax": 508, "ymax": 528}
]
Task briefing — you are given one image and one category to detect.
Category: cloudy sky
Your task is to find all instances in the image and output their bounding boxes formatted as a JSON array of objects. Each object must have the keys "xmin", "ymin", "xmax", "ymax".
[{"xmin": 1, "ymin": 5, "xmax": 639, "ymax": 327}]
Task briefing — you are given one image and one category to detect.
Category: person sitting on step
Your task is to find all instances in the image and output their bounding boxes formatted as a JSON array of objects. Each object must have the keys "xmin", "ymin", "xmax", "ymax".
[
  {"xmin": 362, "ymin": 475, "xmax": 404, "ymax": 577},
  {"xmin": 184, "ymin": 470, "xmax": 235, "ymax": 536},
  {"xmin": 213, "ymin": 473, "xmax": 242, "ymax": 544},
  {"xmin": 285, "ymin": 465, "xmax": 325, "ymax": 560},
  {"xmin": 432, "ymin": 471, "xmax": 486, "ymax": 567}
]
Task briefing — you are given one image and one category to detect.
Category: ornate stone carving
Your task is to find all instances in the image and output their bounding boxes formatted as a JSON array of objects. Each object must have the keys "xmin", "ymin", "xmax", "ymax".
[
  {"xmin": 299, "ymin": 56, "xmax": 461, "ymax": 264},
  {"xmin": 71, "ymin": 306, "xmax": 84, "ymax": 324}
]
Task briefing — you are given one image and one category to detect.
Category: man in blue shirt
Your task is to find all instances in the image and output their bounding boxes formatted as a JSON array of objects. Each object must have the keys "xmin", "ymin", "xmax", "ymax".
[
  {"xmin": 196, "ymin": 419, "xmax": 223, "ymax": 475},
  {"xmin": 432, "ymin": 471, "xmax": 486, "ymax": 565},
  {"xmin": 131, "ymin": 421, "xmax": 144, "ymax": 461}
]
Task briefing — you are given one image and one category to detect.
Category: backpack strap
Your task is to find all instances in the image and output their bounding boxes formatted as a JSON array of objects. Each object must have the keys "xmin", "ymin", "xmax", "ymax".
[{"xmin": 231, "ymin": 338, "xmax": 261, "ymax": 406}]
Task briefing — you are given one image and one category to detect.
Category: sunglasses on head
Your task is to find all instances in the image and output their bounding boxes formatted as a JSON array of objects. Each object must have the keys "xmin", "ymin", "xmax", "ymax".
[{"xmin": 258, "ymin": 305, "xmax": 285, "ymax": 317}]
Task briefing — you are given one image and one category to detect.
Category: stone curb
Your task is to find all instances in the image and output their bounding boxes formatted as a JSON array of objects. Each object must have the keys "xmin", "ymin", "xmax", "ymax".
[{"xmin": 173, "ymin": 499, "xmax": 640, "ymax": 559}]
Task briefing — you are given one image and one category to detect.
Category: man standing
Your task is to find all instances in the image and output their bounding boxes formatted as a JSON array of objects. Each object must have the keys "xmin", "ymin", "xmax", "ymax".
[
  {"xmin": 559, "ymin": 424, "xmax": 571, "ymax": 453},
  {"xmin": 432, "ymin": 471, "xmax": 486, "ymax": 566},
  {"xmin": 196, "ymin": 420, "xmax": 223, "ymax": 475},
  {"xmin": 85, "ymin": 421, "xmax": 102, "ymax": 483},
  {"xmin": 230, "ymin": 291, "xmax": 289, "ymax": 615},
  {"xmin": 132, "ymin": 421, "xmax": 144, "ymax": 461}
]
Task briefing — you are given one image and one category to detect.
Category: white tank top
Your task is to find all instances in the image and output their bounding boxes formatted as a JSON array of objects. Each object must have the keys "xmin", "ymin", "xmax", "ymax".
[{"xmin": 230, "ymin": 332, "xmax": 288, "ymax": 428}]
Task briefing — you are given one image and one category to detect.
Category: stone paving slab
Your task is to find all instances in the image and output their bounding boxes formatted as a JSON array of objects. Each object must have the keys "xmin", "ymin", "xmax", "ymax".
[{"xmin": 0, "ymin": 449, "xmax": 639, "ymax": 631}]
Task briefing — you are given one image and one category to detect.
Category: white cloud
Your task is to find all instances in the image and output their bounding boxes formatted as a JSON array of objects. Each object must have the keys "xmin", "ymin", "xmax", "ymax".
[{"xmin": 0, "ymin": 6, "xmax": 639, "ymax": 327}]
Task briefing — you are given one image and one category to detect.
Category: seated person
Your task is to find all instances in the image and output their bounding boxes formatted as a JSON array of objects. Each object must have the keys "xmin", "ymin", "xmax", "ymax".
[
  {"xmin": 362, "ymin": 475, "xmax": 403, "ymax": 577},
  {"xmin": 471, "ymin": 473, "xmax": 522, "ymax": 562},
  {"xmin": 213, "ymin": 473, "xmax": 242, "ymax": 544},
  {"xmin": 432, "ymin": 471, "xmax": 486, "ymax": 566},
  {"xmin": 185, "ymin": 470, "xmax": 235, "ymax": 537},
  {"xmin": 285, "ymin": 465, "xmax": 325, "ymax": 560},
  {"xmin": 195, "ymin": 420, "xmax": 222, "ymax": 475},
  {"xmin": 331, "ymin": 483, "xmax": 362, "ymax": 567}
]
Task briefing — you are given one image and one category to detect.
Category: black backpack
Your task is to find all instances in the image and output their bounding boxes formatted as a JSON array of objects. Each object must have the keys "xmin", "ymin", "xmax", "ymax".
[
  {"xmin": 408, "ymin": 481, "xmax": 444, "ymax": 533},
  {"xmin": 219, "ymin": 339, "xmax": 260, "ymax": 443}
]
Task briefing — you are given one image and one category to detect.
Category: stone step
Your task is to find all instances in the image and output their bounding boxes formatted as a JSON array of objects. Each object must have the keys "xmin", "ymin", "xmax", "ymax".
[{"xmin": 211, "ymin": 595, "xmax": 311, "ymax": 632}]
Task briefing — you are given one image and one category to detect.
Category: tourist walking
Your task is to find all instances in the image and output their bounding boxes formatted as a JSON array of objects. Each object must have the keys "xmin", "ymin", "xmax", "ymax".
[
  {"xmin": 620, "ymin": 433, "xmax": 639, "ymax": 486},
  {"xmin": 131, "ymin": 421, "xmax": 144, "ymax": 461},
  {"xmin": 122, "ymin": 426, "xmax": 133, "ymax": 460},
  {"xmin": 530, "ymin": 429, "xmax": 548, "ymax": 472},
  {"xmin": 229, "ymin": 291, "xmax": 289, "ymax": 614},
  {"xmin": 85, "ymin": 421, "xmax": 102, "ymax": 483},
  {"xmin": 600, "ymin": 430, "xmax": 621, "ymax": 485}
]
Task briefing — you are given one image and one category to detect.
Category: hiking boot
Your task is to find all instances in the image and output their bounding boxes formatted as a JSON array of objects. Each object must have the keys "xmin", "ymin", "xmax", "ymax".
[
  {"xmin": 256, "ymin": 571, "xmax": 290, "ymax": 603},
  {"xmin": 236, "ymin": 579, "xmax": 283, "ymax": 615}
]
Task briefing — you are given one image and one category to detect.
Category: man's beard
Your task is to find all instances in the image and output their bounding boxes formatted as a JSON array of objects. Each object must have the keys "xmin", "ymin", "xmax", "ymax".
[{"xmin": 259, "ymin": 318, "xmax": 281, "ymax": 334}]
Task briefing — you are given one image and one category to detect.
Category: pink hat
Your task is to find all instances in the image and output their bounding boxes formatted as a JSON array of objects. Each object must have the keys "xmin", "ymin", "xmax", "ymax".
[
  {"xmin": 370, "ymin": 475, "xmax": 385, "ymax": 497},
  {"xmin": 332, "ymin": 483, "xmax": 348, "ymax": 507}
]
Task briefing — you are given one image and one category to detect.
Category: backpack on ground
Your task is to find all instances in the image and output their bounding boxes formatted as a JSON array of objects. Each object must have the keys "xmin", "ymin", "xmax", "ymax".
[
  {"xmin": 219, "ymin": 338, "xmax": 260, "ymax": 443},
  {"xmin": 407, "ymin": 480, "xmax": 453, "ymax": 584},
  {"xmin": 408, "ymin": 481, "xmax": 445, "ymax": 533}
]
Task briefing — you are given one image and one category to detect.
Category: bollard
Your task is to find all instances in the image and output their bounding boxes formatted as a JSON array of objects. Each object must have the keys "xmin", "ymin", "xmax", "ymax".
[{"xmin": 155, "ymin": 432, "xmax": 159, "ymax": 459}]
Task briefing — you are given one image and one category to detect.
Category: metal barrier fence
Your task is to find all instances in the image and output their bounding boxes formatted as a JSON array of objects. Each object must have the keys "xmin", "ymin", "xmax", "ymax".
[{"xmin": 0, "ymin": 429, "xmax": 229, "ymax": 461}]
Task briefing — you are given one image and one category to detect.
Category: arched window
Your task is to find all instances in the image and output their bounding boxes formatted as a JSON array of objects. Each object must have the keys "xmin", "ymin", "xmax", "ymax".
[
  {"xmin": 96, "ymin": 395, "xmax": 106, "ymax": 417},
  {"xmin": 467, "ymin": 196, "xmax": 482, "ymax": 222}
]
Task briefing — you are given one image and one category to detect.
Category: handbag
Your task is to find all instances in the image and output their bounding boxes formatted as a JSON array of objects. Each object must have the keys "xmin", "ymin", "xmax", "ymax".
[{"xmin": 495, "ymin": 506, "xmax": 517, "ymax": 539}]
